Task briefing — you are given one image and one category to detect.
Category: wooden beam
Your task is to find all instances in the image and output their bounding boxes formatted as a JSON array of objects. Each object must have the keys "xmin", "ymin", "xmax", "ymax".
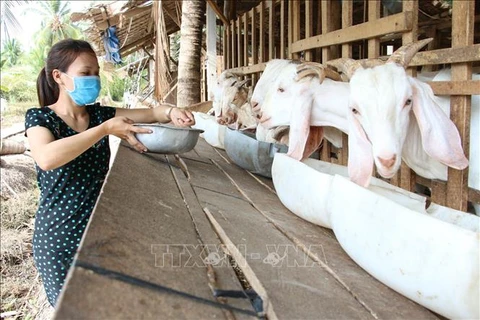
[
  {"xmin": 206, "ymin": 0, "xmax": 229, "ymax": 25},
  {"xmin": 280, "ymin": 0, "xmax": 285, "ymax": 59},
  {"xmin": 231, "ymin": 20, "xmax": 237, "ymax": 67},
  {"xmin": 237, "ymin": 18, "xmax": 242, "ymax": 67},
  {"xmin": 120, "ymin": 34, "xmax": 154, "ymax": 55},
  {"xmin": 268, "ymin": 0, "xmax": 274, "ymax": 60},
  {"xmin": 291, "ymin": 12, "xmax": 413, "ymax": 53},
  {"xmin": 304, "ymin": 0, "xmax": 312, "ymax": 61},
  {"xmin": 228, "ymin": 62, "xmax": 267, "ymax": 74},
  {"xmin": 367, "ymin": 0, "xmax": 380, "ymax": 58},
  {"xmin": 428, "ymin": 80, "xmax": 480, "ymax": 95},
  {"xmin": 244, "ymin": 13, "xmax": 248, "ymax": 66},
  {"xmin": 410, "ymin": 44, "xmax": 480, "ymax": 66},
  {"xmin": 291, "ymin": 0, "xmax": 300, "ymax": 60},
  {"xmin": 447, "ymin": 0, "xmax": 475, "ymax": 212},
  {"xmin": 163, "ymin": 5, "xmax": 181, "ymax": 28},
  {"xmin": 97, "ymin": 5, "xmax": 152, "ymax": 30},
  {"xmin": 259, "ymin": 2, "xmax": 265, "ymax": 63}
]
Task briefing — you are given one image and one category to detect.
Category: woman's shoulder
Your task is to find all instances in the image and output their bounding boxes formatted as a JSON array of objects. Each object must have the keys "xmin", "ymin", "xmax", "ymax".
[{"xmin": 87, "ymin": 103, "xmax": 117, "ymax": 122}]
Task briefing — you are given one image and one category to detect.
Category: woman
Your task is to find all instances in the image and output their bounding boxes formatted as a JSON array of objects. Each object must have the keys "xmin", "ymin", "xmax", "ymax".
[{"xmin": 25, "ymin": 38, "xmax": 195, "ymax": 307}]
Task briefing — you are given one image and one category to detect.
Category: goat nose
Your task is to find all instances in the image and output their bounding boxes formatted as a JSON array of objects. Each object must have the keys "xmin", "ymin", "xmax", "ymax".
[
  {"xmin": 377, "ymin": 155, "xmax": 397, "ymax": 168},
  {"xmin": 256, "ymin": 112, "xmax": 262, "ymax": 120}
]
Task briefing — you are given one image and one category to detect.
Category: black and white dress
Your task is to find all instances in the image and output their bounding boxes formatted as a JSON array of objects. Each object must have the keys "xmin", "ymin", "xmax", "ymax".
[{"xmin": 25, "ymin": 104, "xmax": 116, "ymax": 306}]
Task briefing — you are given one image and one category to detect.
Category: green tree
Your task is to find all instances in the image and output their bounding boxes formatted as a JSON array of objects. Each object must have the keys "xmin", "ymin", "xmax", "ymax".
[
  {"xmin": 0, "ymin": 1, "xmax": 28, "ymax": 41},
  {"xmin": 1, "ymin": 38, "xmax": 23, "ymax": 67},
  {"xmin": 34, "ymin": 0, "xmax": 83, "ymax": 48}
]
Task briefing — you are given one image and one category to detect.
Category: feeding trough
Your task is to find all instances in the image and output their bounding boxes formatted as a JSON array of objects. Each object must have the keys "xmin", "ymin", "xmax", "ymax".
[
  {"xmin": 272, "ymin": 153, "xmax": 479, "ymax": 319},
  {"xmin": 224, "ymin": 128, "xmax": 288, "ymax": 178},
  {"xmin": 191, "ymin": 112, "xmax": 227, "ymax": 149},
  {"xmin": 134, "ymin": 123, "xmax": 203, "ymax": 154}
]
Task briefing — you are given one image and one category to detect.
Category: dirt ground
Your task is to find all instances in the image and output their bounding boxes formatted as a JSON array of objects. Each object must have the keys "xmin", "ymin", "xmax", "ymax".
[{"xmin": 1, "ymin": 132, "xmax": 54, "ymax": 320}]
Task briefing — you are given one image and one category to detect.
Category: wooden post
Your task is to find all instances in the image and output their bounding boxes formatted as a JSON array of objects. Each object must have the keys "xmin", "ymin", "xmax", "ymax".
[
  {"xmin": 268, "ymin": 0, "xmax": 274, "ymax": 60},
  {"xmin": 206, "ymin": 4, "xmax": 217, "ymax": 100},
  {"xmin": 231, "ymin": 20, "xmax": 237, "ymax": 68},
  {"xmin": 397, "ymin": 0, "xmax": 418, "ymax": 191},
  {"xmin": 237, "ymin": 19, "xmax": 243, "ymax": 68},
  {"xmin": 447, "ymin": 0, "xmax": 474, "ymax": 212},
  {"xmin": 320, "ymin": 0, "xmax": 333, "ymax": 162},
  {"xmin": 339, "ymin": 0, "xmax": 353, "ymax": 166},
  {"xmin": 244, "ymin": 13, "xmax": 248, "ymax": 67},
  {"xmin": 292, "ymin": 0, "xmax": 301, "ymax": 60},
  {"xmin": 288, "ymin": 0, "xmax": 293, "ymax": 59},
  {"xmin": 367, "ymin": 0, "xmax": 380, "ymax": 59},
  {"xmin": 223, "ymin": 25, "xmax": 228, "ymax": 70},
  {"xmin": 280, "ymin": 0, "xmax": 285, "ymax": 59},
  {"xmin": 251, "ymin": 7, "xmax": 258, "ymax": 84},
  {"xmin": 259, "ymin": 1, "xmax": 265, "ymax": 63},
  {"xmin": 304, "ymin": 0, "xmax": 313, "ymax": 61}
]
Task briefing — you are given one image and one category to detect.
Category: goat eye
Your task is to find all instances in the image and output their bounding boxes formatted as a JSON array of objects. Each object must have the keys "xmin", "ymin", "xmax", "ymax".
[
  {"xmin": 278, "ymin": 87, "xmax": 285, "ymax": 93},
  {"xmin": 405, "ymin": 98, "xmax": 412, "ymax": 107},
  {"xmin": 352, "ymin": 108, "xmax": 359, "ymax": 115}
]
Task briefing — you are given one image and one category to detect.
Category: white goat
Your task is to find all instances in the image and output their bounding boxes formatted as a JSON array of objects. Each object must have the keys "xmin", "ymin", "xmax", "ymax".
[{"xmin": 256, "ymin": 39, "xmax": 470, "ymax": 193}]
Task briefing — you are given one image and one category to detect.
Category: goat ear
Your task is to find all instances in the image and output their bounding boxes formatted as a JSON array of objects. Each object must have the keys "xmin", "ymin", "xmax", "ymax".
[
  {"xmin": 347, "ymin": 111, "xmax": 374, "ymax": 187},
  {"xmin": 409, "ymin": 78, "xmax": 469, "ymax": 169},
  {"xmin": 287, "ymin": 99, "xmax": 322, "ymax": 160}
]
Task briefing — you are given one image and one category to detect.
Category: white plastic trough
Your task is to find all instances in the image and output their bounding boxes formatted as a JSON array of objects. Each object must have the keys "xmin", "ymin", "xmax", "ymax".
[
  {"xmin": 191, "ymin": 112, "xmax": 226, "ymax": 149},
  {"xmin": 272, "ymin": 153, "xmax": 479, "ymax": 319}
]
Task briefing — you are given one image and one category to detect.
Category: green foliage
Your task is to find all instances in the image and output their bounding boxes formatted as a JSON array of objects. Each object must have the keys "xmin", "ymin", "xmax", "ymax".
[
  {"xmin": 1, "ymin": 38, "xmax": 23, "ymax": 67},
  {"xmin": 0, "ymin": 65, "xmax": 37, "ymax": 103}
]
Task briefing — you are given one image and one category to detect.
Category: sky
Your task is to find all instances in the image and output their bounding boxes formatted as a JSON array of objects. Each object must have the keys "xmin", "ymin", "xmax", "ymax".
[{"xmin": 5, "ymin": 1, "xmax": 101, "ymax": 50}]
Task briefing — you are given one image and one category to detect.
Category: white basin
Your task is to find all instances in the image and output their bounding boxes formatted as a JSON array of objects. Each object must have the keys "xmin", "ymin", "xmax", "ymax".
[{"xmin": 272, "ymin": 153, "xmax": 480, "ymax": 319}]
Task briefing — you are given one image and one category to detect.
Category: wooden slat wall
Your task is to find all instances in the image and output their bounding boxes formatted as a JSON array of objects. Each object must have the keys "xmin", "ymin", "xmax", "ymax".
[{"xmin": 216, "ymin": 0, "xmax": 479, "ymax": 212}]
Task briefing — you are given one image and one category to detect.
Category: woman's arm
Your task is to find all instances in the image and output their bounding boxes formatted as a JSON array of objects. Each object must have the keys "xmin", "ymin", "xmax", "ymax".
[
  {"xmin": 115, "ymin": 105, "xmax": 195, "ymax": 127},
  {"xmin": 27, "ymin": 116, "xmax": 152, "ymax": 171}
]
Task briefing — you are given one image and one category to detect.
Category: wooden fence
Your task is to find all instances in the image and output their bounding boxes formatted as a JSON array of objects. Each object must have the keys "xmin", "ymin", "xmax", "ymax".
[{"xmin": 213, "ymin": 0, "xmax": 479, "ymax": 212}]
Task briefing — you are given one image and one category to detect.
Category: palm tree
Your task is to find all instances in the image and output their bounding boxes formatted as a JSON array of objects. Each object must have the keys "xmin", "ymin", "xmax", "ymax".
[
  {"xmin": 176, "ymin": 0, "xmax": 206, "ymax": 107},
  {"xmin": 34, "ymin": 0, "xmax": 83, "ymax": 48},
  {"xmin": 0, "ymin": 1, "xmax": 27, "ymax": 41},
  {"xmin": 1, "ymin": 38, "xmax": 22, "ymax": 66}
]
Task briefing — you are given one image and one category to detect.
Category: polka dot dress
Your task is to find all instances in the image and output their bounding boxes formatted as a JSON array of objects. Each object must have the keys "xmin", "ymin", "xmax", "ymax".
[{"xmin": 25, "ymin": 104, "xmax": 116, "ymax": 307}]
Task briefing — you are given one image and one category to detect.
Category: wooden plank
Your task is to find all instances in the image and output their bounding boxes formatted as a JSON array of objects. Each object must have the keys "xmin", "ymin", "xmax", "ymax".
[
  {"xmin": 237, "ymin": 19, "xmax": 243, "ymax": 68},
  {"xmin": 291, "ymin": 0, "xmax": 301, "ymax": 60},
  {"xmin": 120, "ymin": 34, "xmax": 154, "ymax": 55},
  {"xmin": 97, "ymin": 5, "xmax": 152, "ymax": 30},
  {"xmin": 427, "ymin": 80, "xmax": 480, "ymax": 95},
  {"xmin": 193, "ymin": 191, "xmax": 374, "ymax": 319},
  {"xmin": 259, "ymin": 1, "xmax": 265, "ymax": 63},
  {"xmin": 447, "ymin": 0, "xmax": 475, "ymax": 212},
  {"xmin": 399, "ymin": 0, "xmax": 418, "ymax": 192},
  {"xmin": 251, "ymin": 8, "xmax": 258, "ymax": 84},
  {"xmin": 268, "ymin": 0, "xmax": 274, "ymax": 60},
  {"xmin": 321, "ymin": 1, "xmax": 332, "ymax": 62},
  {"xmin": 367, "ymin": 0, "xmax": 380, "ymax": 58},
  {"xmin": 291, "ymin": 12, "xmax": 413, "ymax": 53},
  {"xmin": 409, "ymin": 44, "xmax": 480, "ymax": 66},
  {"xmin": 244, "ymin": 13, "xmax": 248, "ymax": 67},
  {"xmin": 206, "ymin": 0, "xmax": 229, "ymax": 25},
  {"xmin": 340, "ymin": 0, "xmax": 353, "ymax": 166},
  {"xmin": 201, "ymin": 141, "xmax": 440, "ymax": 320},
  {"xmin": 304, "ymin": 0, "xmax": 312, "ymax": 61},
  {"xmin": 223, "ymin": 25, "xmax": 228, "ymax": 70},
  {"xmin": 231, "ymin": 20, "xmax": 237, "ymax": 68},
  {"xmin": 55, "ymin": 146, "xmax": 245, "ymax": 318},
  {"xmin": 228, "ymin": 63, "xmax": 267, "ymax": 75},
  {"xmin": 280, "ymin": 0, "xmax": 285, "ymax": 59},
  {"xmin": 206, "ymin": 4, "xmax": 217, "ymax": 100}
]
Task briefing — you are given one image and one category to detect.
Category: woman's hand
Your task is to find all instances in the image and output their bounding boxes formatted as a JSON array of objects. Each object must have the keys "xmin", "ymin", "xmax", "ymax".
[
  {"xmin": 102, "ymin": 116, "xmax": 152, "ymax": 153},
  {"xmin": 168, "ymin": 108, "xmax": 195, "ymax": 127}
]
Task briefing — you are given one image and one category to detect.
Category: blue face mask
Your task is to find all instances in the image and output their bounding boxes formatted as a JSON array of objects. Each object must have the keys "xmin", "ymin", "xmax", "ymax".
[{"xmin": 63, "ymin": 73, "xmax": 101, "ymax": 106}]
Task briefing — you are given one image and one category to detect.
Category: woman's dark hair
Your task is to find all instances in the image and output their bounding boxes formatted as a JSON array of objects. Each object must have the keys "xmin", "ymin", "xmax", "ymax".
[{"xmin": 37, "ymin": 39, "xmax": 96, "ymax": 107}]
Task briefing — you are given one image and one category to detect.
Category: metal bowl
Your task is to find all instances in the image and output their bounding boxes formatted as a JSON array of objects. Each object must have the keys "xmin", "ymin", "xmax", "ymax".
[
  {"xmin": 134, "ymin": 123, "xmax": 204, "ymax": 154},
  {"xmin": 224, "ymin": 128, "xmax": 288, "ymax": 178}
]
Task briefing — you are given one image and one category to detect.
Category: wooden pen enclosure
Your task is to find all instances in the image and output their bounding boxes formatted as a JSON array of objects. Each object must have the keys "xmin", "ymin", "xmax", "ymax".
[{"xmin": 214, "ymin": 0, "xmax": 480, "ymax": 213}]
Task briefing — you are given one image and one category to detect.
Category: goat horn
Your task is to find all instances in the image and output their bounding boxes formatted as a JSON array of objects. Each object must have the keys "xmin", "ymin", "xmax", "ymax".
[
  {"xmin": 387, "ymin": 38, "xmax": 433, "ymax": 68},
  {"xmin": 296, "ymin": 62, "xmax": 342, "ymax": 83},
  {"xmin": 326, "ymin": 58, "xmax": 363, "ymax": 81},
  {"xmin": 235, "ymin": 79, "xmax": 251, "ymax": 87},
  {"xmin": 359, "ymin": 58, "xmax": 388, "ymax": 68}
]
